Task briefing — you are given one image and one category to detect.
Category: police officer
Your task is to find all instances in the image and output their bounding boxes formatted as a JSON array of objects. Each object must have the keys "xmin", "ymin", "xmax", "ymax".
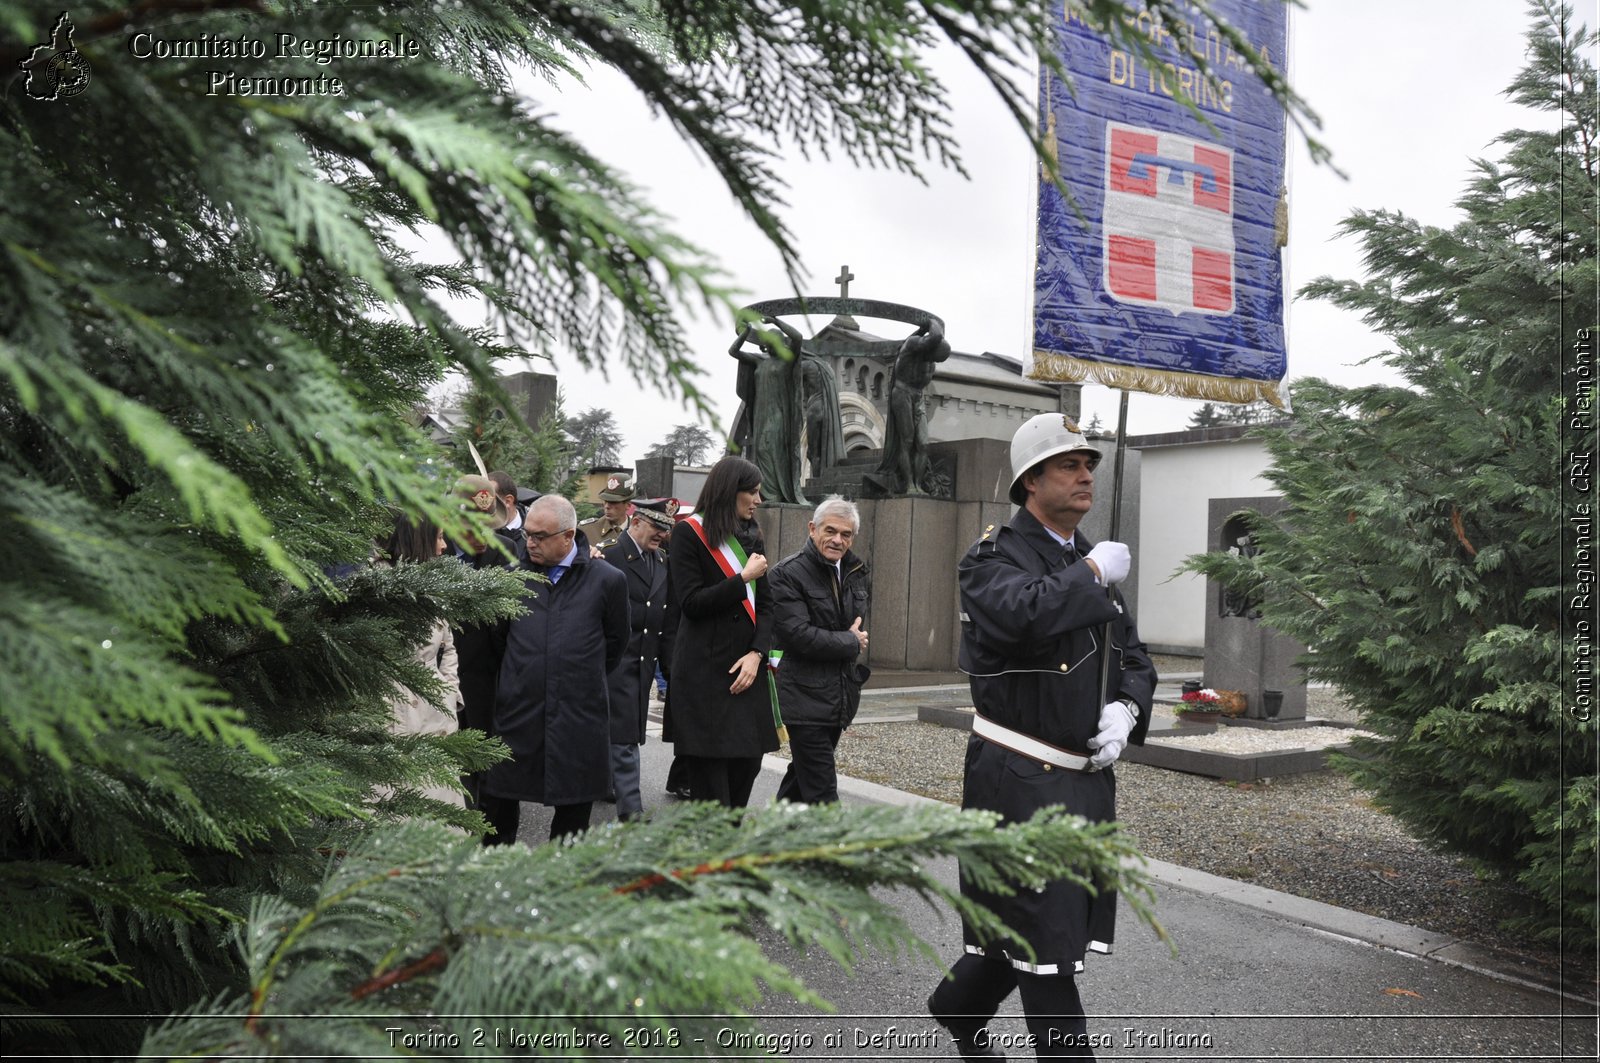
[
  {"xmin": 928, "ymin": 413, "xmax": 1156, "ymax": 1060},
  {"xmin": 599, "ymin": 497, "xmax": 678, "ymax": 820},
  {"xmin": 581, "ymin": 472, "xmax": 635, "ymax": 546}
]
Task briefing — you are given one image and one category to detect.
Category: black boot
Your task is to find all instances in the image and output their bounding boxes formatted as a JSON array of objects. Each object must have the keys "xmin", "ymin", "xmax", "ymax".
[{"xmin": 928, "ymin": 993, "xmax": 1005, "ymax": 1060}]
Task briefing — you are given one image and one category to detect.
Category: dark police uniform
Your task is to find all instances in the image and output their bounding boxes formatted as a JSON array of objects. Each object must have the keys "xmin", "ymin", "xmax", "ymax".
[
  {"xmin": 932, "ymin": 506, "xmax": 1155, "ymax": 1058},
  {"xmin": 600, "ymin": 506, "xmax": 676, "ymax": 818},
  {"xmin": 956, "ymin": 506, "xmax": 1155, "ymax": 968}
]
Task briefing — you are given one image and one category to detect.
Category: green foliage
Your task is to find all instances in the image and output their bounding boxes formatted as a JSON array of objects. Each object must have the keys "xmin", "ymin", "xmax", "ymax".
[
  {"xmin": 139, "ymin": 806, "xmax": 1161, "ymax": 1058},
  {"xmin": 1, "ymin": 0, "xmax": 1308, "ymax": 1054},
  {"xmin": 1186, "ymin": 1, "xmax": 1597, "ymax": 947},
  {"xmin": 449, "ymin": 379, "xmax": 584, "ymax": 497},
  {"xmin": 566, "ymin": 407, "xmax": 626, "ymax": 468},
  {"xmin": 646, "ymin": 423, "xmax": 719, "ymax": 466},
  {"xmin": 528, "ymin": 390, "xmax": 590, "ymax": 499}
]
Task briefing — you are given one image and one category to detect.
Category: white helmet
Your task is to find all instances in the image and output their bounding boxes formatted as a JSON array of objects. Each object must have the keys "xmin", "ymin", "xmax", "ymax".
[{"xmin": 1008, "ymin": 413, "xmax": 1102, "ymax": 505}]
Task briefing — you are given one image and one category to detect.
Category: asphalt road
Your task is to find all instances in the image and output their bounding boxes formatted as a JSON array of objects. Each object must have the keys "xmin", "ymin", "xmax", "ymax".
[{"xmin": 506, "ymin": 722, "xmax": 1596, "ymax": 1062}]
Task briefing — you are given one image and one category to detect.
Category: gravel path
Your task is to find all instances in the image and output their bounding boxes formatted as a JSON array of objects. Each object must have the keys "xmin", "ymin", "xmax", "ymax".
[{"xmin": 776, "ymin": 680, "xmax": 1575, "ymax": 977}]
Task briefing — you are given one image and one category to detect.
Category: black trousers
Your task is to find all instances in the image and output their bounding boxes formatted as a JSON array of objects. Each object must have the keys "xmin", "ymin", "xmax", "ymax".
[
  {"xmin": 684, "ymin": 754, "xmax": 764, "ymax": 809},
  {"xmin": 930, "ymin": 952, "xmax": 1094, "ymax": 1059},
  {"xmin": 774, "ymin": 724, "xmax": 843, "ymax": 804},
  {"xmin": 664, "ymin": 755, "xmax": 691, "ymax": 796},
  {"xmin": 481, "ymin": 792, "xmax": 520, "ymax": 847},
  {"xmin": 481, "ymin": 795, "xmax": 593, "ymax": 844}
]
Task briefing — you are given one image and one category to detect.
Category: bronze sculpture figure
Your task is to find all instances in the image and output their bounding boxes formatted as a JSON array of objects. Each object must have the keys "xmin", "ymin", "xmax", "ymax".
[{"xmin": 866, "ymin": 321, "xmax": 950, "ymax": 496}]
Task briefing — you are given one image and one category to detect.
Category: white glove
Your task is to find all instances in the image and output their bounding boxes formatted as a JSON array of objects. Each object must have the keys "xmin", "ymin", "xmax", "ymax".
[
  {"xmin": 1084, "ymin": 541, "xmax": 1130, "ymax": 586},
  {"xmin": 1086, "ymin": 700, "xmax": 1138, "ymax": 770}
]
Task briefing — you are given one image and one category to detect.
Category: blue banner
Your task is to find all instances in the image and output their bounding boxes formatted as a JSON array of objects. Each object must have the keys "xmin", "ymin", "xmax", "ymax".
[{"xmin": 1029, "ymin": 1, "xmax": 1289, "ymax": 406}]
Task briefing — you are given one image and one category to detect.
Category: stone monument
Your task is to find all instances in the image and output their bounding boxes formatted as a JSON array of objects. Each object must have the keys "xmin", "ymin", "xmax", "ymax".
[
  {"xmin": 1203, "ymin": 496, "xmax": 1308, "ymax": 721},
  {"xmin": 686, "ymin": 273, "xmax": 1109, "ymax": 678},
  {"xmin": 728, "ymin": 292, "xmax": 946, "ymax": 503}
]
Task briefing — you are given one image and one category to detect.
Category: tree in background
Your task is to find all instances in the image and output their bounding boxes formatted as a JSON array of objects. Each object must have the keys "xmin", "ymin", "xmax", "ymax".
[
  {"xmin": 1224, "ymin": 400, "xmax": 1278, "ymax": 426},
  {"xmin": 526, "ymin": 391, "xmax": 589, "ymax": 498},
  {"xmin": 646, "ymin": 423, "xmax": 719, "ymax": 466},
  {"xmin": 452, "ymin": 381, "xmax": 541, "ymax": 487},
  {"xmin": 450, "ymin": 381, "xmax": 584, "ymax": 496},
  {"xmin": 1, "ymin": 0, "xmax": 1301, "ymax": 1054},
  {"xmin": 1186, "ymin": 399, "xmax": 1276, "ymax": 429},
  {"xmin": 1188, "ymin": 1, "xmax": 1596, "ymax": 948},
  {"xmin": 566, "ymin": 406, "xmax": 625, "ymax": 467}
]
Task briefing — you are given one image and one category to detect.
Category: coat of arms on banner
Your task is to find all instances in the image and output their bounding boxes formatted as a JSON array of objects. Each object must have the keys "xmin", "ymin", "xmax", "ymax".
[{"xmin": 1102, "ymin": 122, "xmax": 1235, "ymax": 316}]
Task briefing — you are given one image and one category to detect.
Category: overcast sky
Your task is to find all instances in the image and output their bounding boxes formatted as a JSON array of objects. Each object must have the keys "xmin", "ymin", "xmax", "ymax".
[{"xmin": 495, "ymin": 0, "xmax": 1553, "ymax": 463}]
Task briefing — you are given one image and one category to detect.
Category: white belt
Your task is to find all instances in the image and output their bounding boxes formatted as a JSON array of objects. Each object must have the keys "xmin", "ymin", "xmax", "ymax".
[{"xmin": 972, "ymin": 714, "xmax": 1093, "ymax": 772}]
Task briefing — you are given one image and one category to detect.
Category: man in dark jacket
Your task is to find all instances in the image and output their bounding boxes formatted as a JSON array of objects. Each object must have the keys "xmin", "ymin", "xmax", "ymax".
[
  {"xmin": 600, "ymin": 498, "xmax": 677, "ymax": 820},
  {"xmin": 769, "ymin": 496, "xmax": 870, "ymax": 804},
  {"xmin": 928, "ymin": 413, "xmax": 1156, "ymax": 1060},
  {"xmin": 484, "ymin": 494, "xmax": 629, "ymax": 843}
]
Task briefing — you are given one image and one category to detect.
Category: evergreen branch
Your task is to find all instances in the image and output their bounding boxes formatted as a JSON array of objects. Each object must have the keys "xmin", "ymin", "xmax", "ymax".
[
  {"xmin": 244, "ymin": 854, "xmax": 450, "ymax": 1030},
  {"xmin": 348, "ymin": 946, "xmax": 448, "ymax": 1001},
  {"xmin": 150, "ymin": 807, "xmax": 1158, "ymax": 1056},
  {"xmin": 1180, "ymin": 10, "xmax": 1592, "ymax": 939}
]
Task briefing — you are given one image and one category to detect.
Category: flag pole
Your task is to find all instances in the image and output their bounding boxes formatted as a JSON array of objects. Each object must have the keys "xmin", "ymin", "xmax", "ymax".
[{"xmin": 1096, "ymin": 388, "xmax": 1131, "ymax": 709}]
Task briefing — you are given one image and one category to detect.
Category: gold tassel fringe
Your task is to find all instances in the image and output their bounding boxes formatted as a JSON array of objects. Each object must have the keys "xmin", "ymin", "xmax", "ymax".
[{"xmin": 1029, "ymin": 350, "xmax": 1291, "ymax": 410}]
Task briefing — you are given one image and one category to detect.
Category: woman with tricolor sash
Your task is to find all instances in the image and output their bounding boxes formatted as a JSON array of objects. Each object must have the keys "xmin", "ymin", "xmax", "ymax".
[{"xmin": 665, "ymin": 456, "xmax": 781, "ymax": 807}]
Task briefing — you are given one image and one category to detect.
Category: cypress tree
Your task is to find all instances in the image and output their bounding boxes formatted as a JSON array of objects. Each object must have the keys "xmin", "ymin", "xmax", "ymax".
[{"xmin": 1188, "ymin": 0, "xmax": 1597, "ymax": 949}]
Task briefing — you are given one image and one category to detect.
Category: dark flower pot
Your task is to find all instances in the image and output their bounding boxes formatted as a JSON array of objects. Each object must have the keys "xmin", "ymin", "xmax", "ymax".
[{"xmin": 1263, "ymin": 689, "xmax": 1284, "ymax": 719}]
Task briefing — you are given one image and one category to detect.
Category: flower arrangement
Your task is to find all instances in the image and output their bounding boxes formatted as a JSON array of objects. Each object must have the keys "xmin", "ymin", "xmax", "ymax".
[{"xmin": 1175, "ymin": 688, "xmax": 1222, "ymax": 715}]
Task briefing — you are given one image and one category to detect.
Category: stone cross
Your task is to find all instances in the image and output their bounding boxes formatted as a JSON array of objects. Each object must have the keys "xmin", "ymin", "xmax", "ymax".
[{"xmin": 835, "ymin": 265, "xmax": 855, "ymax": 299}]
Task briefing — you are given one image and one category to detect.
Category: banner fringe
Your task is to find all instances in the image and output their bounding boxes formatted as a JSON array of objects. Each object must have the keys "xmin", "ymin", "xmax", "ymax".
[{"xmin": 1028, "ymin": 351, "xmax": 1291, "ymax": 410}]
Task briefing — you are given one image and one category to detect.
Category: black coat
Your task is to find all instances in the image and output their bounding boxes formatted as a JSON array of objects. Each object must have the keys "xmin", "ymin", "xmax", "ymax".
[
  {"xmin": 450, "ymin": 525, "xmax": 525, "ymax": 736},
  {"xmin": 485, "ymin": 532, "xmax": 630, "ymax": 805},
  {"xmin": 769, "ymin": 539, "xmax": 870, "ymax": 729},
  {"xmin": 956, "ymin": 506, "xmax": 1156, "ymax": 975},
  {"xmin": 664, "ymin": 518, "xmax": 778, "ymax": 759},
  {"xmin": 601, "ymin": 532, "xmax": 675, "ymax": 746}
]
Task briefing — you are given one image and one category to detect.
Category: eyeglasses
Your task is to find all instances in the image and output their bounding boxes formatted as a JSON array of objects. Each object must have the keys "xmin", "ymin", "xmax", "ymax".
[{"xmin": 524, "ymin": 527, "xmax": 573, "ymax": 545}]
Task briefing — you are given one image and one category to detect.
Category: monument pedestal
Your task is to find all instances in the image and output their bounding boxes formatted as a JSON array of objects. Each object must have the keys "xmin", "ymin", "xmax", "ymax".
[{"xmin": 801, "ymin": 450, "xmax": 881, "ymax": 501}]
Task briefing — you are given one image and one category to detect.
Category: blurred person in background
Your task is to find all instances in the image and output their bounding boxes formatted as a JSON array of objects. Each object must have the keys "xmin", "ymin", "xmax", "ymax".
[{"xmin": 377, "ymin": 511, "xmax": 464, "ymax": 810}]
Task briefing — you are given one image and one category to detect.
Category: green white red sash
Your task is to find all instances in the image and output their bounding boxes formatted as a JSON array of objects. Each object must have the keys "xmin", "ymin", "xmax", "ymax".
[
  {"xmin": 683, "ymin": 514, "xmax": 757, "ymax": 626},
  {"xmin": 682, "ymin": 514, "xmax": 787, "ymax": 743}
]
